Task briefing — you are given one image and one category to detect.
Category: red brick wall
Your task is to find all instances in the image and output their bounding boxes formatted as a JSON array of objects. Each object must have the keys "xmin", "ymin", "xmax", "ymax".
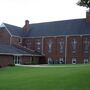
[
  {"xmin": 0, "ymin": 28, "xmax": 10, "ymax": 44},
  {"xmin": 11, "ymin": 36, "xmax": 22, "ymax": 46},
  {"xmin": 56, "ymin": 36, "xmax": 65, "ymax": 61},
  {"xmin": 20, "ymin": 56, "xmax": 31, "ymax": 65},
  {"xmin": 82, "ymin": 36, "xmax": 90, "ymax": 63},
  {"xmin": 22, "ymin": 35, "xmax": 90, "ymax": 64},
  {"xmin": 66, "ymin": 36, "xmax": 83, "ymax": 64},
  {"xmin": 22, "ymin": 37, "xmax": 42, "ymax": 52},
  {"xmin": 43, "ymin": 37, "xmax": 57, "ymax": 60},
  {"xmin": 0, "ymin": 55, "xmax": 14, "ymax": 67},
  {"xmin": 22, "ymin": 38, "xmax": 35, "ymax": 50},
  {"xmin": 20, "ymin": 56, "xmax": 43, "ymax": 65}
]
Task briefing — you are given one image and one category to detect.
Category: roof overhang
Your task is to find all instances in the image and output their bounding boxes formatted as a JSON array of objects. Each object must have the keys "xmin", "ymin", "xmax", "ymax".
[{"xmin": 0, "ymin": 53, "xmax": 44, "ymax": 57}]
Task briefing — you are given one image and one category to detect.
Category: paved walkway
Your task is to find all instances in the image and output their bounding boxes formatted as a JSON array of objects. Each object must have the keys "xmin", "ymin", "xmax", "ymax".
[{"xmin": 15, "ymin": 64, "xmax": 81, "ymax": 68}]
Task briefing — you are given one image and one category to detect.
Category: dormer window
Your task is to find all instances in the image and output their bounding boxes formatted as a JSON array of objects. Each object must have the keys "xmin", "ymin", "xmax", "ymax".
[
  {"xmin": 48, "ymin": 40, "xmax": 52, "ymax": 53},
  {"xmin": 71, "ymin": 38, "xmax": 77, "ymax": 53},
  {"xmin": 59, "ymin": 39, "xmax": 65, "ymax": 53}
]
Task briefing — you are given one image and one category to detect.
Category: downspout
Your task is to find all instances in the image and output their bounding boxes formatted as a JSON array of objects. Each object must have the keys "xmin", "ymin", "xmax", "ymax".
[{"xmin": 65, "ymin": 36, "xmax": 67, "ymax": 64}]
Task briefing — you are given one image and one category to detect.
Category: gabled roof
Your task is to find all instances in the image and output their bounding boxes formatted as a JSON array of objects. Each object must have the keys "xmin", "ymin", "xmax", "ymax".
[
  {"xmin": 24, "ymin": 18, "xmax": 90, "ymax": 37},
  {"xmin": 3, "ymin": 23, "xmax": 23, "ymax": 37},
  {"xmin": 0, "ymin": 44, "xmax": 42, "ymax": 56},
  {"xmin": 2, "ymin": 18, "xmax": 90, "ymax": 37}
]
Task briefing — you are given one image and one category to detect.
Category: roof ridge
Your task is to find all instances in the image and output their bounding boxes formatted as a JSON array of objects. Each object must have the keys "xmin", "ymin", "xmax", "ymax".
[
  {"xmin": 30, "ymin": 18, "xmax": 85, "ymax": 25},
  {"xmin": 3, "ymin": 23, "xmax": 22, "ymax": 28}
]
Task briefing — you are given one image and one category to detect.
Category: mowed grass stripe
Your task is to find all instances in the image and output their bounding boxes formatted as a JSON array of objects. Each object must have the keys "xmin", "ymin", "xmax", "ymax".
[{"xmin": 0, "ymin": 64, "xmax": 90, "ymax": 90}]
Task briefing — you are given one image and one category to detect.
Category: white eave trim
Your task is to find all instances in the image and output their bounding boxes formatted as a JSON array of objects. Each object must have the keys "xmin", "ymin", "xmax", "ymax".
[
  {"xmin": 1, "ymin": 23, "xmax": 22, "ymax": 37},
  {"xmin": 0, "ymin": 53, "xmax": 43, "ymax": 56},
  {"xmin": 22, "ymin": 34, "xmax": 90, "ymax": 39},
  {"xmin": 11, "ymin": 35, "xmax": 22, "ymax": 38},
  {"xmin": 2, "ymin": 23, "xmax": 12, "ymax": 36}
]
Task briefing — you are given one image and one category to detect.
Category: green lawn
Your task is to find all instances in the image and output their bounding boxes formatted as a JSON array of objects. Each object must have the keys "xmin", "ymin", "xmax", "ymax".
[{"xmin": 0, "ymin": 64, "xmax": 90, "ymax": 90}]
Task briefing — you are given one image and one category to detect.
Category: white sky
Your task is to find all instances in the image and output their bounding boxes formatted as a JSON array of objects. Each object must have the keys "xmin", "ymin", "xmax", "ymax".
[{"xmin": 0, "ymin": 0, "xmax": 87, "ymax": 27}]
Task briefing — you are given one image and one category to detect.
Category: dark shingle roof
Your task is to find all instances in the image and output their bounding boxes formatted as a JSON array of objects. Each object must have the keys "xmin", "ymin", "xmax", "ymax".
[
  {"xmin": 24, "ymin": 18, "xmax": 90, "ymax": 37},
  {"xmin": 0, "ymin": 44, "xmax": 41, "ymax": 56},
  {"xmin": 3, "ymin": 18, "xmax": 90, "ymax": 37},
  {"xmin": 4, "ymin": 23, "xmax": 23, "ymax": 36}
]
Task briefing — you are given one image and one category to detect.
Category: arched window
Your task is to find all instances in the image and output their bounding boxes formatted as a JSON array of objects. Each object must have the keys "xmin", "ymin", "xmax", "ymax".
[
  {"xmin": 71, "ymin": 38, "xmax": 77, "ymax": 53},
  {"xmin": 48, "ymin": 40, "xmax": 52, "ymax": 53},
  {"xmin": 36, "ymin": 40, "xmax": 41, "ymax": 52},
  {"xmin": 83, "ymin": 38, "xmax": 90, "ymax": 53},
  {"xmin": 48, "ymin": 57, "xmax": 53, "ymax": 64},
  {"xmin": 59, "ymin": 39, "xmax": 65, "ymax": 53}
]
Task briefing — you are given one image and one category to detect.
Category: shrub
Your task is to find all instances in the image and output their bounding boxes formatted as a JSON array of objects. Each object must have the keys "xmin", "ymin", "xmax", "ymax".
[{"xmin": 8, "ymin": 64, "xmax": 15, "ymax": 67}]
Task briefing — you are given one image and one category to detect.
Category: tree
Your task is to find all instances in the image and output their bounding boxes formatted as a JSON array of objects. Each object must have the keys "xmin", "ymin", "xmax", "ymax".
[{"xmin": 77, "ymin": 0, "xmax": 90, "ymax": 11}]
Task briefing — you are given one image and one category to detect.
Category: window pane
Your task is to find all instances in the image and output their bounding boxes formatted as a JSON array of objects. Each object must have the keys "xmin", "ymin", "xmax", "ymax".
[
  {"xmin": 48, "ymin": 40, "xmax": 52, "ymax": 53},
  {"xmin": 59, "ymin": 40, "xmax": 64, "ymax": 53},
  {"xmin": 72, "ymin": 58, "xmax": 76, "ymax": 64},
  {"xmin": 71, "ymin": 39, "xmax": 77, "ymax": 53}
]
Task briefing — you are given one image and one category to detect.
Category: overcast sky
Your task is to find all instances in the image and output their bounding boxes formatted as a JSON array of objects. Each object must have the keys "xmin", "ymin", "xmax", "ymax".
[{"xmin": 0, "ymin": 0, "xmax": 87, "ymax": 27}]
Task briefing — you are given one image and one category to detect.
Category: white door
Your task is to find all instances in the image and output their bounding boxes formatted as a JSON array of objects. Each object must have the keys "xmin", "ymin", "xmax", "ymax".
[
  {"xmin": 84, "ymin": 59, "xmax": 88, "ymax": 64},
  {"xmin": 14, "ymin": 56, "xmax": 20, "ymax": 64}
]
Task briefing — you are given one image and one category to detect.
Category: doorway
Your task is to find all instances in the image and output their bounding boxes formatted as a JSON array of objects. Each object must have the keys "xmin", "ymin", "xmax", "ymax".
[{"xmin": 14, "ymin": 56, "xmax": 20, "ymax": 64}]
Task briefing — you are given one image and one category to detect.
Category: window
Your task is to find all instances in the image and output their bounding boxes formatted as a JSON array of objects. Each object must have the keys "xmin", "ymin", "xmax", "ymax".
[
  {"xmin": 54, "ymin": 60, "xmax": 59, "ymax": 64},
  {"xmin": 59, "ymin": 58, "xmax": 64, "ymax": 64},
  {"xmin": 59, "ymin": 39, "xmax": 65, "ymax": 53},
  {"xmin": 48, "ymin": 40, "xmax": 52, "ymax": 53},
  {"xmin": 36, "ymin": 40, "xmax": 41, "ymax": 52},
  {"xmin": 72, "ymin": 58, "xmax": 76, "ymax": 64},
  {"xmin": 26, "ymin": 42, "xmax": 32, "ymax": 49},
  {"xmin": 71, "ymin": 38, "xmax": 77, "ymax": 53},
  {"xmin": 18, "ymin": 38, "xmax": 22, "ymax": 43},
  {"xmin": 48, "ymin": 57, "xmax": 53, "ymax": 64},
  {"xmin": 84, "ymin": 58, "xmax": 89, "ymax": 64},
  {"xmin": 83, "ymin": 38, "xmax": 90, "ymax": 53}
]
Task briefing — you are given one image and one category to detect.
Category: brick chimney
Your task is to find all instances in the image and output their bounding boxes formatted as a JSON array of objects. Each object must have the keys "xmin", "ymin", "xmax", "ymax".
[
  {"xmin": 23, "ymin": 20, "xmax": 30, "ymax": 31},
  {"xmin": 86, "ymin": 11, "xmax": 90, "ymax": 22}
]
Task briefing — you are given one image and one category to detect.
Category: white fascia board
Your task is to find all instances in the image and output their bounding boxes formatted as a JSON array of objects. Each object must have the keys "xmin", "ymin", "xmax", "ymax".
[
  {"xmin": 2, "ymin": 23, "xmax": 12, "ymax": 36},
  {"xmin": 12, "ymin": 35, "xmax": 21, "ymax": 38},
  {"xmin": 0, "ymin": 53, "xmax": 43, "ymax": 56},
  {"xmin": 22, "ymin": 34, "xmax": 90, "ymax": 38}
]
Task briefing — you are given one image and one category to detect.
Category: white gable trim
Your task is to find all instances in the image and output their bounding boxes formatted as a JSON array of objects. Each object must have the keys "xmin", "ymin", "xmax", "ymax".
[{"xmin": 2, "ymin": 23, "xmax": 12, "ymax": 36}]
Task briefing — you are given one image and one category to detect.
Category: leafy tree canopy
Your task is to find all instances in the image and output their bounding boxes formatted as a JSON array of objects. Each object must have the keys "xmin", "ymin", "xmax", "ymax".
[{"xmin": 77, "ymin": 0, "xmax": 90, "ymax": 8}]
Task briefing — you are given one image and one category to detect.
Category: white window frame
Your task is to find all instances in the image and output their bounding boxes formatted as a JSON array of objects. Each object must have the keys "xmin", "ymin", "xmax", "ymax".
[
  {"xmin": 59, "ymin": 40, "xmax": 64, "ymax": 53},
  {"xmin": 72, "ymin": 58, "xmax": 76, "ymax": 64},
  {"xmin": 84, "ymin": 58, "xmax": 89, "ymax": 64},
  {"xmin": 36, "ymin": 40, "xmax": 41, "ymax": 51},
  {"xmin": 84, "ymin": 38, "xmax": 90, "ymax": 53},
  {"xmin": 71, "ymin": 39, "xmax": 77, "ymax": 53},
  {"xmin": 59, "ymin": 58, "xmax": 64, "ymax": 64},
  {"xmin": 48, "ymin": 40, "xmax": 52, "ymax": 53},
  {"xmin": 19, "ymin": 38, "xmax": 22, "ymax": 43},
  {"xmin": 48, "ymin": 57, "xmax": 53, "ymax": 64}
]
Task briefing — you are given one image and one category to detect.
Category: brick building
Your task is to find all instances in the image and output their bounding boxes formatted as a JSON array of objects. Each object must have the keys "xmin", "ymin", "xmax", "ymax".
[{"xmin": 0, "ymin": 12, "xmax": 90, "ymax": 67}]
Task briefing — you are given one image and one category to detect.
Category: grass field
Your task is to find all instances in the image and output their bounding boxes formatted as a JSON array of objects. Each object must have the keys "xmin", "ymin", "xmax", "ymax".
[{"xmin": 0, "ymin": 64, "xmax": 90, "ymax": 90}]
